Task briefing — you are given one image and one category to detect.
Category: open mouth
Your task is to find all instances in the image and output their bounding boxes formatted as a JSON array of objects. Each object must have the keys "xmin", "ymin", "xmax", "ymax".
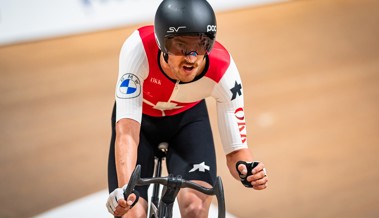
[{"xmin": 183, "ymin": 65, "xmax": 195, "ymax": 71}]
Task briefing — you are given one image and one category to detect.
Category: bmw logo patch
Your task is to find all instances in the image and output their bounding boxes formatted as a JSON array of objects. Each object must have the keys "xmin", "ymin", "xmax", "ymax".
[{"xmin": 117, "ymin": 73, "xmax": 141, "ymax": 99}]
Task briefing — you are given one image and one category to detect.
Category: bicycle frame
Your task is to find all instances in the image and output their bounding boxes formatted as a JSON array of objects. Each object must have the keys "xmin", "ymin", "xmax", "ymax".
[{"xmin": 149, "ymin": 144, "xmax": 167, "ymax": 218}]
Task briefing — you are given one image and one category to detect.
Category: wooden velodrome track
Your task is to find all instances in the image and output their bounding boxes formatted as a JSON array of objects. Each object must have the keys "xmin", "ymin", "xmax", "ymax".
[{"xmin": 1, "ymin": 0, "xmax": 379, "ymax": 217}]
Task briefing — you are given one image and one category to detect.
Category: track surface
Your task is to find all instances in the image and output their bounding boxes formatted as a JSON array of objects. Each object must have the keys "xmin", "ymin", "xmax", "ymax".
[{"xmin": 1, "ymin": 0, "xmax": 379, "ymax": 217}]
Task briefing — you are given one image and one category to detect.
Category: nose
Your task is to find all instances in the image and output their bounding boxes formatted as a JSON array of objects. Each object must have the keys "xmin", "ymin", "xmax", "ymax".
[
  {"xmin": 187, "ymin": 51, "xmax": 198, "ymax": 57},
  {"xmin": 185, "ymin": 51, "xmax": 197, "ymax": 63}
]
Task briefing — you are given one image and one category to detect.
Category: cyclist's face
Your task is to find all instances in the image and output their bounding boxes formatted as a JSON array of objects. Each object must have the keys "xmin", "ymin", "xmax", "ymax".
[
  {"xmin": 163, "ymin": 36, "xmax": 208, "ymax": 82},
  {"xmin": 165, "ymin": 35, "xmax": 209, "ymax": 56}
]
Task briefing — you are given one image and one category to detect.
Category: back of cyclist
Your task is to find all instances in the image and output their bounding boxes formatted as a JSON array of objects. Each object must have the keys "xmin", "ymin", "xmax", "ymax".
[{"xmin": 106, "ymin": 0, "xmax": 268, "ymax": 217}]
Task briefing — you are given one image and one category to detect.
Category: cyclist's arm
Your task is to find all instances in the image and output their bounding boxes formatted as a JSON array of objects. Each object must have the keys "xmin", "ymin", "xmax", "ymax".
[
  {"xmin": 115, "ymin": 119, "xmax": 141, "ymax": 187},
  {"xmin": 212, "ymin": 56, "xmax": 249, "ymax": 154},
  {"xmin": 211, "ymin": 56, "xmax": 267, "ymax": 185},
  {"xmin": 114, "ymin": 30, "xmax": 148, "ymax": 188},
  {"xmin": 107, "ymin": 29, "xmax": 148, "ymax": 216},
  {"xmin": 108, "ymin": 121, "xmax": 140, "ymax": 216}
]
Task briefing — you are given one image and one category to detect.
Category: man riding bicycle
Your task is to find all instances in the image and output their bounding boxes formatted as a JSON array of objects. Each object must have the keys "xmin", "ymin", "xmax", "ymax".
[{"xmin": 106, "ymin": 0, "xmax": 269, "ymax": 217}]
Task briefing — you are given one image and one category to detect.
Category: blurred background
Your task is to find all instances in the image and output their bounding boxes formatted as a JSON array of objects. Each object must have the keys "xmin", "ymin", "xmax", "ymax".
[{"xmin": 1, "ymin": 0, "xmax": 379, "ymax": 217}]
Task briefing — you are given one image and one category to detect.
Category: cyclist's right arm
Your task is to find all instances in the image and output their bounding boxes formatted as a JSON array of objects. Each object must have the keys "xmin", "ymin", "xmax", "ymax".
[
  {"xmin": 115, "ymin": 119, "xmax": 141, "ymax": 188},
  {"xmin": 108, "ymin": 118, "xmax": 140, "ymax": 216},
  {"xmin": 106, "ymin": 119, "xmax": 140, "ymax": 216},
  {"xmin": 114, "ymin": 28, "xmax": 148, "ymax": 186},
  {"xmin": 107, "ymin": 29, "xmax": 148, "ymax": 216}
]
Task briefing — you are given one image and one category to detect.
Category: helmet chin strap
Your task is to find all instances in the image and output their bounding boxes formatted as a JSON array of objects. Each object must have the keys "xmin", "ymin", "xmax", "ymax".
[{"xmin": 163, "ymin": 52, "xmax": 169, "ymax": 63}]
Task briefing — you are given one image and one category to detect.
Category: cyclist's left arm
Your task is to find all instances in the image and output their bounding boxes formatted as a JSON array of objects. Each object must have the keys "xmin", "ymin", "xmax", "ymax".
[{"xmin": 212, "ymin": 56, "xmax": 268, "ymax": 190}]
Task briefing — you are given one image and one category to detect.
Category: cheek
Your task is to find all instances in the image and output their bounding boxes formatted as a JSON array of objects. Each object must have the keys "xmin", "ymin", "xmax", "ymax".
[
  {"xmin": 167, "ymin": 58, "xmax": 183, "ymax": 72},
  {"xmin": 195, "ymin": 56, "xmax": 206, "ymax": 65},
  {"xmin": 168, "ymin": 56, "xmax": 183, "ymax": 65}
]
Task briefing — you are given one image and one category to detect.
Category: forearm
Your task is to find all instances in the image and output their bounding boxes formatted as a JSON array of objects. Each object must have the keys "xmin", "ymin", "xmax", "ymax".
[
  {"xmin": 226, "ymin": 148, "xmax": 253, "ymax": 180},
  {"xmin": 115, "ymin": 118, "xmax": 141, "ymax": 187}
]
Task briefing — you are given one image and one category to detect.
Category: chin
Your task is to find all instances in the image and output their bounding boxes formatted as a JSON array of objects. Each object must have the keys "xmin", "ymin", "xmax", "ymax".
[{"xmin": 180, "ymin": 75, "xmax": 196, "ymax": 83}]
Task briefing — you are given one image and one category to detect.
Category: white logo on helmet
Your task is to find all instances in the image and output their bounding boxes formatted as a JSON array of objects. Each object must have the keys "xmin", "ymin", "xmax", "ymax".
[
  {"xmin": 207, "ymin": 25, "xmax": 216, "ymax": 32},
  {"xmin": 167, "ymin": 26, "xmax": 187, "ymax": 33}
]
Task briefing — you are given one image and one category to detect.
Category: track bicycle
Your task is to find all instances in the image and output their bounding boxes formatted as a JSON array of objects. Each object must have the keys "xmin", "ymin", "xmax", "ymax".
[{"xmin": 123, "ymin": 142, "xmax": 226, "ymax": 218}]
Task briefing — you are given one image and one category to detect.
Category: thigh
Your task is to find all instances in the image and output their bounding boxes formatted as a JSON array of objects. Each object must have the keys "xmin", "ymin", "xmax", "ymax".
[
  {"xmin": 134, "ymin": 133, "xmax": 156, "ymax": 201},
  {"xmin": 123, "ymin": 198, "xmax": 148, "ymax": 218},
  {"xmin": 166, "ymin": 101, "xmax": 217, "ymax": 186},
  {"xmin": 177, "ymin": 180, "xmax": 213, "ymax": 218}
]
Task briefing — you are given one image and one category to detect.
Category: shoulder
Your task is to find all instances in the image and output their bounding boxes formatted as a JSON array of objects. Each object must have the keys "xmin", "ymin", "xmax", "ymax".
[
  {"xmin": 120, "ymin": 25, "xmax": 155, "ymax": 49},
  {"xmin": 136, "ymin": 25, "xmax": 157, "ymax": 49},
  {"xmin": 206, "ymin": 42, "xmax": 232, "ymax": 82},
  {"xmin": 210, "ymin": 41, "xmax": 230, "ymax": 61},
  {"xmin": 134, "ymin": 25, "xmax": 159, "ymax": 60},
  {"xmin": 118, "ymin": 27, "xmax": 151, "ymax": 81},
  {"xmin": 137, "ymin": 25, "xmax": 154, "ymax": 39},
  {"xmin": 119, "ymin": 25, "xmax": 157, "ymax": 64}
]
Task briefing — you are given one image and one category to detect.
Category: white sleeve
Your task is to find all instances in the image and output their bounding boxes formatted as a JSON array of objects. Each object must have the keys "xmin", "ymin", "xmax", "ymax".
[
  {"xmin": 212, "ymin": 56, "xmax": 248, "ymax": 154},
  {"xmin": 115, "ymin": 30, "xmax": 148, "ymax": 124}
]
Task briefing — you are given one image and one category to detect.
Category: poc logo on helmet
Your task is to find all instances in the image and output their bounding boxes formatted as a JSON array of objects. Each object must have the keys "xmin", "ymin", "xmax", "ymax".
[{"xmin": 207, "ymin": 25, "xmax": 216, "ymax": 32}]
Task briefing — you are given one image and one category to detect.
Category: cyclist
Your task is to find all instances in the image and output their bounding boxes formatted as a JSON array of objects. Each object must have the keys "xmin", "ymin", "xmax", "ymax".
[{"xmin": 106, "ymin": 0, "xmax": 268, "ymax": 217}]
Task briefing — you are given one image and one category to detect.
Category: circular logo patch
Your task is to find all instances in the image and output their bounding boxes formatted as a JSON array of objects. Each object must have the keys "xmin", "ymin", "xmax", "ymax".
[{"xmin": 117, "ymin": 73, "xmax": 141, "ymax": 99}]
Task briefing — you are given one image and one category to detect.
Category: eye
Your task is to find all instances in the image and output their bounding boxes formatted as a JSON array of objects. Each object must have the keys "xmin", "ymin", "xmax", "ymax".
[{"xmin": 175, "ymin": 42, "xmax": 186, "ymax": 49}]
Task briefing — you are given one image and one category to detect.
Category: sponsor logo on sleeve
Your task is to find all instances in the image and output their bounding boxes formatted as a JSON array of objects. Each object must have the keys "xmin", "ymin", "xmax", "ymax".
[
  {"xmin": 235, "ymin": 107, "xmax": 247, "ymax": 144},
  {"xmin": 117, "ymin": 73, "xmax": 141, "ymax": 99},
  {"xmin": 230, "ymin": 81, "xmax": 242, "ymax": 101}
]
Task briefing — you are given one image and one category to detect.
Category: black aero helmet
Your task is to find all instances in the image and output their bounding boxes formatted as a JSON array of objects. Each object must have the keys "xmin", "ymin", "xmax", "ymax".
[{"xmin": 154, "ymin": 0, "xmax": 217, "ymax": 55}]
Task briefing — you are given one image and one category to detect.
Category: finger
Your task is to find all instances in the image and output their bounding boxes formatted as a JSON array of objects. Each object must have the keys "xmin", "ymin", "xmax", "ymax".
[
  {"xmin": 114, "ymin": 204, "xmax": 129, "ymax": 217},
  {"xmin": 106, "ymin": 202, "xmax": 115, "ymax": 215},
  {"xmin": 251, "ymin": 176, "xmax": 269, "ymax": 187},
  {"xmin": 111, "ymin": 196, "xmax": 119, "ymax": 210},
  {"xmin": 118, "ymin": 198, "xmax": 127, "ymax": 208},
  {"xmin": 237, "ymin": 164, "xmax": 247, "ymax": 175},
  {"xmin": 253, "ymin": 183, "xmax": 267, "ymax": 190},
  {"xmin": 247, "ymin": 170, "xmax": 267, "ymax": 182},
  {"xmin": 252, "ymin": 162, "xmax": 265, "ymax": 174},
  {"xmin": 126, "ymin": 193, "xmax": 136, "ymax": 206},
  {"xmin": 116, "ymin": 189, "xmax": 125, "ymax": 202},
  {"xmin": 115, "ymin": 197, "xmax": 134, "ymax": 216},
  {"xmin": 107, "ymin": 197, "xmax": 118, "ymax": 213}
]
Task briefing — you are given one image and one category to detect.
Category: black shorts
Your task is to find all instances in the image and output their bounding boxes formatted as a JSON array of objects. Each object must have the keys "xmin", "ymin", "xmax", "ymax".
[{"xmin": 107, "ymin": 100, "xmax": 217, "ymax": 201}]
